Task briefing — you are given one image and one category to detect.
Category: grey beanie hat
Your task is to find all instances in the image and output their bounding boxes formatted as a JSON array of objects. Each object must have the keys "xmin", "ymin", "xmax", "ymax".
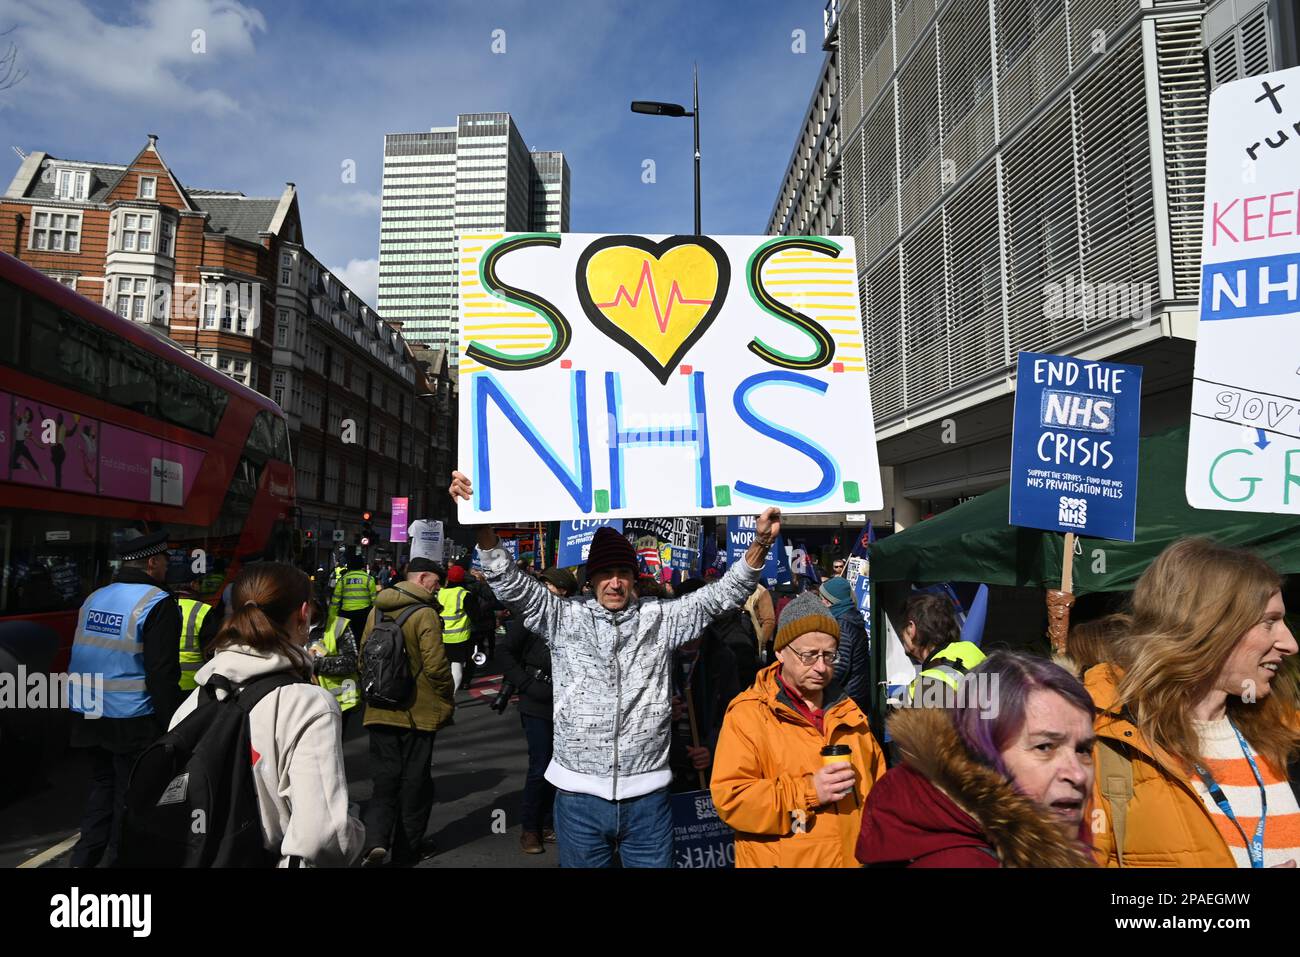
[{"xmin": 774, "ymin": 591, "xmax": 841, "ymax": 652}]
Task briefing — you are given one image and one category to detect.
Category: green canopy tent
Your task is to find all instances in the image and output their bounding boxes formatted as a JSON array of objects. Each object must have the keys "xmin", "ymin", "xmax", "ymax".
[{"xmin": 864, "ymin": 425, "xmax": 1300, "ymax": 726}]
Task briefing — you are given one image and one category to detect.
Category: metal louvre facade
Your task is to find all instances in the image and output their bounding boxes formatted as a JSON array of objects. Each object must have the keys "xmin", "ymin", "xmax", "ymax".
[
  {"xmin": 836, "ymin": 0, "xmax": 1205, "ymax": 425},
  {"xmin": 768, "ymin": 50, "xmax": 843, "ymax": 236}
]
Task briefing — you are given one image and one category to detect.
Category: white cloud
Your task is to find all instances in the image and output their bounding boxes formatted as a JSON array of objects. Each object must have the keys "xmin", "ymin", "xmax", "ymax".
[
  {"xmin": 7, "ymin": 0, "xmax": 266, "ymax": 116},
  {"xmin": 318, "ymin": 189, "xmax": 381, "ymax": 214},
  {"xmin": 331, "ymin": 257, "xmax": 378, "ymax": 310}
]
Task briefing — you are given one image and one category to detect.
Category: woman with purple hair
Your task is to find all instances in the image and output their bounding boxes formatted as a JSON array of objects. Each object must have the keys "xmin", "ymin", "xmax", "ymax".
[{"xmin": 857, "ymin": 651, "xmax": 1097, "ymax": 867}]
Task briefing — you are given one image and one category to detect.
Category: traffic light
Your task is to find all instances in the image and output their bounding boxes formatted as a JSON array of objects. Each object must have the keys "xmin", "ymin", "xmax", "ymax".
[
  {"xmin": 305, "ymin": 529, "xmax": 315, "ymax": 542},
  {"xmin": 361, "ymin": 510, "xmax": 374, "ymax": 547}
]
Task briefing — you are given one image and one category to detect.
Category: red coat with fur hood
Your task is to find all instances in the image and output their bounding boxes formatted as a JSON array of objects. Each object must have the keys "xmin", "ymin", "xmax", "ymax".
[{"xmin": 857, "ymin": 707, "xmax": 1095, "ymax": 868}]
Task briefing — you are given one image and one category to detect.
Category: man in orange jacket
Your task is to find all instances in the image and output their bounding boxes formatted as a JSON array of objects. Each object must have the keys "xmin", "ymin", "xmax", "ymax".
[{"xmin": 711, "ymin": 592, "xmax": 887, "ymax": 867}]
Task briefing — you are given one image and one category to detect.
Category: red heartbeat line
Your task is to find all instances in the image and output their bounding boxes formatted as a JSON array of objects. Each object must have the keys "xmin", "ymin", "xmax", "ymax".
[{"xmin": 595, "ymin": 259, "xmax": 713, "ymax": 333}]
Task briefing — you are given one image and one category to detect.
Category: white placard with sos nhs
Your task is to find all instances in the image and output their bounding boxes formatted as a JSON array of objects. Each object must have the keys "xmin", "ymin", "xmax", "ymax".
[{"xmin": 1009, "ymin": 352, "xmax": 1142, "ymax": 541}]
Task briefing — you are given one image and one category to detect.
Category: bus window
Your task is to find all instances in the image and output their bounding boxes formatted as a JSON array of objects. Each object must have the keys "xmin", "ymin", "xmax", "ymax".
[
  {"xmin": 8, "ymin": 283, "xmax": 228, "ymax": 437},
  {"xmin": 157, "ymin": 360, "xmax": 227, "ymax": 436},
  {"xmin": 25, "ymin": 292, "xmax": 107, "ymax": 397},
  {"xmin": 245, "ymin": 410, "xmax": 291, "ymax": 463},
  {"xmin": 0, "ymin": 278, "xmax": 19, "ymax": 365},
  {"xmin": 163, "ymin": 523, "xmax": 236, "ymax": 602},
  {"xmin": 0, "ymin": 510, "xmax": 110, "ymax": 615},
  {"xmin": 104, "ymin": 333, "xmax": 159, "ymax": 416},
  {"xmin": 267, "ymin": 518, "xmax": 295, "ymax": 564},
  {"xmin": 271, "ymin": 414, "xmax": 291, "ymax": 463}
]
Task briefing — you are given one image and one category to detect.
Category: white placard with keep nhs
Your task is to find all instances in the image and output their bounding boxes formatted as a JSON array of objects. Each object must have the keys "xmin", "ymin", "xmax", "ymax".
[{"xmin": 1187, "ymin": 66, "xmax": 1300, "ymax": 513}]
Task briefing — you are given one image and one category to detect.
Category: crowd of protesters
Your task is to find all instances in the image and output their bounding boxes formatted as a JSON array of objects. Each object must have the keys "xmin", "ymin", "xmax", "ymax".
[{"xmin": 59, "ymin": 470, "xmax": 1300, "ymax": 870}]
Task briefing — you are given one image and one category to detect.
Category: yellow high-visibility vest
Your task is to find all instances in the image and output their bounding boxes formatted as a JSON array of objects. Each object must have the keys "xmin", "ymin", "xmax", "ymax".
[
  {"xmin": 437, "ymin": 586, "xmax": 471, "ymax": 644},
  {"xmin": 176, "ymin": 597, "xmax": 210, "ymax": 692},
  {"xmin": 315, "ymin": 616, "xmax": 358, "ymax": 712},
  {"xmin": 907, "ymin": 640, "xmax": 987, "ymax": 701},
  {"xmin": 333, "ymin": 571, "xmax": 377, "ymax": 612}
]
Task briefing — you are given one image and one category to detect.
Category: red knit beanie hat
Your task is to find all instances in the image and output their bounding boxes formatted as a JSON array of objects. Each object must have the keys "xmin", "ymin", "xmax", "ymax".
[
  {"xmin": 446, "ymin": 565, "xmax": 466, "ymax": 584},
  {"xmin": 585, "ymin": 527, "xmax": 637, "ymax": 576}
]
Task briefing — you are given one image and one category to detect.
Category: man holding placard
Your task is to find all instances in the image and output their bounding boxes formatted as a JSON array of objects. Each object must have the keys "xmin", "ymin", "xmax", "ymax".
[{"xmin": 449, "ymin": 470, "xmax": 780, "ymax": 868}]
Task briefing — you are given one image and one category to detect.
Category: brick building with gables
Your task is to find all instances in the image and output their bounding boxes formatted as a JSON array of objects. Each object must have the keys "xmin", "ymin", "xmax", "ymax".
[{"xmin": 1, "ymin": 135, "xmax": 457, "ymax": 561}]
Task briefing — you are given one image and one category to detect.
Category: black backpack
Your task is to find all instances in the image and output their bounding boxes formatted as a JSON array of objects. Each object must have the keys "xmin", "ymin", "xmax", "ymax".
[
  {"xmin": 360, "ymin": 604, "xmax": 425, "ymax": 708},
  {"xmin": 117, "ymin": 671, "xmax": 303, "ymax": 868}
]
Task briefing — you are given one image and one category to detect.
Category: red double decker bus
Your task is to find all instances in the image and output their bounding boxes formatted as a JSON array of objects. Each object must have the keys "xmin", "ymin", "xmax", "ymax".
[{"xmin": 0, "ymin": 251, "xmax": 295, "ymax": 714}]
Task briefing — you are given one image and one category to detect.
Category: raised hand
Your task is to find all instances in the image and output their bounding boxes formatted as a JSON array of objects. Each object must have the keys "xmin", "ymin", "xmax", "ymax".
[
  {"xmin": 755, "ymin": 507, "xmax": 782, "ymax": 544},
  {"xmin": 449, "ymin": 470, "xmax": 473, "ymax": 502}
]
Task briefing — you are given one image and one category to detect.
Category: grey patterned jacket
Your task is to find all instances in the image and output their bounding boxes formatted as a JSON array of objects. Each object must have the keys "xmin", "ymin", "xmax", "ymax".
[{"xmin": 479, "ymin": 545, "xmax": 763, "ymax": 800}]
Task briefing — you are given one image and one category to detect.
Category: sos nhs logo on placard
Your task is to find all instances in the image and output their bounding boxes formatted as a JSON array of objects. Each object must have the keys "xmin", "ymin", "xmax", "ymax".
[{"xmin": 1010, "ymin": 352, "xmax": 1142, "ymax": 542}]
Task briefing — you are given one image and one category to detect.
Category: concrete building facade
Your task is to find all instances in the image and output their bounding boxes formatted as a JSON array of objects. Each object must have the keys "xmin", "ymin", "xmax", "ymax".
[
  {"xmin": 788, "ymin": 0, "xmax": 1298, "ymax": 526},
  {"xmin": 378, "ymin": 113, "xmax": 571, "ymax": 366}
]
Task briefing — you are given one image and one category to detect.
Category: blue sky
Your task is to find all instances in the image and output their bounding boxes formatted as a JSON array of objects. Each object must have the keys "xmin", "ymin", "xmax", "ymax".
[{"xmin": 0, "ymin": 0, "xmax": 830, "ymax": 306}]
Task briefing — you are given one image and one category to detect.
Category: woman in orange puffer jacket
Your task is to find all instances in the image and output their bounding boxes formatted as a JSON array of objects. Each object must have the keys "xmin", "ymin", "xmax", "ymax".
[{"xmin": 1089, "ymin": 538, "xmax": 1300, "ymax": 868}]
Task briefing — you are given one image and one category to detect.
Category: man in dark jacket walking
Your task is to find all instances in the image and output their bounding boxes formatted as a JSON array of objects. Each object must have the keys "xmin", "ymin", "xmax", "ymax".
[
  {"xmin": 499, "ymin": 566, "xmax": 577, "ymax": 854},
  {"xmin": 360, "ymin": 557, "xmax": 454, "ymax": 867}
]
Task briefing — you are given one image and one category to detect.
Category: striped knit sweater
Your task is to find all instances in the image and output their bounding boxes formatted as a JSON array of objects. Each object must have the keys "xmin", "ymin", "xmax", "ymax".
[{"xmin": 1191, "ymin": 717, "xmax": 1300, "ymax": 868}]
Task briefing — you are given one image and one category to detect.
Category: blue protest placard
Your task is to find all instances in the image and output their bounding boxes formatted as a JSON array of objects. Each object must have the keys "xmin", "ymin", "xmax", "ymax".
[
  {"xmin": 671, "ymin": 790, "xmax": 735, "ymax": 869},
  {"xmin": 557, "ymin": 519, "xmax": 623, "ymax": 567},
  {"xmin": 1010, "ymin": 352, "xmax": 1142, "ymax": 541},
  {"xmin": 725, "ymin": 516, "xmax": 790, "ymax": 586}
]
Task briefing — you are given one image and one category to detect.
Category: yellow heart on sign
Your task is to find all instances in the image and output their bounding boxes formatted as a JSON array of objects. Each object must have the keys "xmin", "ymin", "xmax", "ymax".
[{"xmin": 577, "ymin": 236, "xmax": 730, "ymax": 384}]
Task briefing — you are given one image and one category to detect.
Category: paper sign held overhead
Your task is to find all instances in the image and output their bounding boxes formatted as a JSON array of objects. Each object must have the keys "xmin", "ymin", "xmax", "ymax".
[
  {"xmin": 455, "ymin": 232, "xmax": 882, "ymax": 523},
  {"xmin": 408, "ymin": 520, "xmax": 445, "ymax": 563},
  {"xmin": 1187, "ymin": 66, "xmax": 1300, "ymax": 514}
]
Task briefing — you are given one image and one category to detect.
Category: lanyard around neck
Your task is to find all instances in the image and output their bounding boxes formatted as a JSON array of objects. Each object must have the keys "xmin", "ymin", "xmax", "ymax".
[{"xmin": 1193, "ymin": 720, "xmax": 1268, "ymax": 868}]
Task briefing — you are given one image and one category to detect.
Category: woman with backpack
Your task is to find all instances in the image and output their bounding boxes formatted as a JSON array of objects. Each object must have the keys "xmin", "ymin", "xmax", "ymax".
[{"xmin": 168, "ymin": 563, "xmax": 363, "ymax": 867}]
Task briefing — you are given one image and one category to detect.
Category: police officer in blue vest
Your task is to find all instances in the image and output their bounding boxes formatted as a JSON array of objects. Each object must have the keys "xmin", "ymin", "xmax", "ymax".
[{"xmin": 67, "ymin": 528, "xmax": 184, "ymax": 868}]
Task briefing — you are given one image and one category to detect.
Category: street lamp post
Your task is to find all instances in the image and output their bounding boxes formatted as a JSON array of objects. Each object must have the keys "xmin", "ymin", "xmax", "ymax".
[{"xmin": 630, "ymin": 63, "xmax": 701, "ymax": 235}]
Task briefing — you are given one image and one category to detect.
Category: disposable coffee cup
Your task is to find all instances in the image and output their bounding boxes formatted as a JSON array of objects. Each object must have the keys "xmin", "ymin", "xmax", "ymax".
[
  {"xmin": 821, "ymin": 744, "xmax": 852, "ymax": 766},
  {"xmin": 821, "ymin": 745, "xmax": 858, "ymax": 808}
]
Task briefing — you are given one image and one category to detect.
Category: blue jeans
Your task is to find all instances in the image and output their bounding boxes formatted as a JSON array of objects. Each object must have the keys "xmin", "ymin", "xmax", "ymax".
[
  {"xmin": 519, "ymin": 714, "xmax": 555, "ymax": 833},
  {"xmin": 554, "ymin": 787, "xmax": 673, "ymax": 868}
]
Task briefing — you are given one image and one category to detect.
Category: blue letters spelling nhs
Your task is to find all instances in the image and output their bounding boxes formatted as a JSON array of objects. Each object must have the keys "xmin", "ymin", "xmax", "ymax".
[{"xmin": 1201, "ymin": 251, "xmax": 1300, "ymax": 321}]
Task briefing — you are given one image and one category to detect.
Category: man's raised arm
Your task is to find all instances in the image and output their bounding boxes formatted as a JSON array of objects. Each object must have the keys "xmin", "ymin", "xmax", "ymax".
[
  {"xmin": 449, "ymin": 471, "xmax": 568, "ymax": 643},
  {"xmin": 661, "ymin": 507, "xmax": 782, "ymax": 648}
]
